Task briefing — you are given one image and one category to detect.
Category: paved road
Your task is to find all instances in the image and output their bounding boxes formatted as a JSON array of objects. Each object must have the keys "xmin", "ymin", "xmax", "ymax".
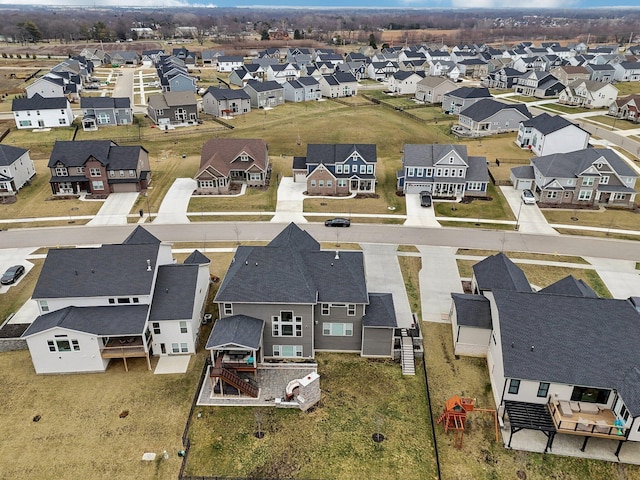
[{"xmin": 3, "ymin": 222, "xmax": 640, "ymax": 261}]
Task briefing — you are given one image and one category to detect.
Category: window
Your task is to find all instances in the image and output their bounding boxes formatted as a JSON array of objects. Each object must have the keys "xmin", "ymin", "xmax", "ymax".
[
  {"xmin": 71, "ymin": 340, "xmax": 80, "ymax": 351},
  {"xmin": 223, "ymin": 303, "xmax": 233, "ymax": 315},
  {"xmin": 55, "ymin": 166, "xmax": 68, "ymax": 176},
  {"xmin": 338, "ymin": 179, "xmax": 347, "ymax": 187},
  {"xmin": 310, "ymin": 180, "xmax": 316, "ymax": 187},
  {"xmin": 129, "ymin": 170, "xmax": 136, "ymax": 177},
  {"xmin": 132, "ymin": 298, "xmax": 139, "ymax": 303},
  {"xmin": 318, "ymin": 180, "xmax": 324, "ymax": 187},
  {"xmin": 508, "ymin": 379, "xmax": 520, "ymax": 395},
  {"xmin": 407, "ymin": 167, "xmax": 415, "ymax": 177},
  {"xmin": 90, "ymin": 168, "xmax": 101, "ymax": 177},
  {"xmin": 56, "ymin": 339, "xmax": 71, "ymax": 352},
  {"xmin": 39, "ymin": 300, "xmax": 49, "ymax": 312},
  {"xmin": 321, "ymin": 303, "xmax": 330, "ymax": 315},
  {"xmin": 171, "ymin": 343, "xmax": 180, "ymax": 353},
  {"xmin": 109, "ymin": 171, "xmax": 115, "ymax": 178},
  {"xmin": 239, "ymin": 154, "xmax": 249, "ymax": 161},
  {"xmin": 582, "ymin": 177, "xmax": 594, "ymax": 186},
  {"xmin": 116, "ymin": 298, "xmax": 131, "ymax": 304},
  {"xmin": 58, "ymin": 118, "xmax": 67, "ymax": 125},
  {"xmin": 537, "ymin": 382, "xmax": 550, "ymax": 398},
  {"xmin": 546, "ymin": 191, "xmax": 558, "ymax": 199},
  {"xmin": 571, "ymin": 386, "xmax": 610, "ymax": 404},
  {"xmin": 272, "ymin": 311, "xmax": 302, "ymax": 337},
  {"xmin": 416, "ymin": 168, "xmax": 424, "ymax": 177},
  {"xmin": 152, "ymin": 322, "xmax": 161, "ymax": 335},
  {"xmin": 367, "ymin": 165, "xmax": 374, "ymax": 174},
  {"xmin": 119, "ymin": 170, "xmax": 125, "ymax": 177},
  {"xmin": 347, "ymin": 304, "xmax": 356, "ymax": 316},
  {"xmin": 578, "ymin": 190, "xmax": 592, "ymax": 201},
  {"xmin": 352, "ymin": 164, "xmax": 358, "ymax": 173},
  {"xmin": 47, "ymin": 340, "xmax": 56, "ymax": 352},
  {"xmin": 76, "ymin": 167, "xmax": 85, "ymax": 175},
  {"xmin": 180, "ymin": 321, "xmax": 188, "ymax": 334},
  {"xmin": 108, "ymin": 298, "xmax": 115, "ymax": 304},
  {"xmin": 335, "ymin": 164, "xmax": 343, "ymax": 174},
  {"xmin": 621, "ymin": 404, "xmax": 630, "ymax": 423},
  {"xmin": 273, "ymin": 345, "xmax": 303, "ymax": 357},
  {"xmin": 19, "ymin": 120, "xmax": 32, "ymax": 127},
  {"xmin": 327, "ymin": 180, "xmax": 332, "ymax": 187},
  {"xmin": 60, "ymin": 109, "xmax": 66, "ymax": 115},
  {"xmin": 600, "ymin": 176, "xmax": 609, "ymax": 184},
  {"xmin": 322, "ymin": 323, "xmax": 353, "ymax": 336},
  {"xmin": 359, "ymin": 165, "xmax": 366, "ymax": 174},
  {"xmin": 613, "ymin": 192, "xmax": 626, "ymax": 200},
  {"xmin": 180, "ymin": 343, "xmax": 188, "ymax": 353}
]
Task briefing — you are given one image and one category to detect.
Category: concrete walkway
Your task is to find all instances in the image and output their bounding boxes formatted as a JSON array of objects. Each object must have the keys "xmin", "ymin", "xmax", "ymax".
[
  {"xmin": 270, "ymin": 177, "xmax": 307, "ymax": 224},
  {"xmin": 404, "ymin": 193, "xmax": 441, "ymax": 227},
  {"xmin": 154, "ymin": 355, "xmax": 191, "ymax": 374},
  {"xmin": 500, "ymin": 185, "xmax": 559, "ymax": 235},
  {"xmin": 154, "ymin": 178, "xmax": 196, "ymax": 224},
  {"xmin": 87, "ymin": 192, "xmax": 139, "ymax": 226},
  {"xmin": 360, "ymin": 244, "xmax": 413, "ymax": 329},
  {"xmin": 417, "ymin": 246, "xmax": 463, "ymax": 323},
  {"xmin": 584, "ymin": 257, "xmax": 640, "ymax": 299}
]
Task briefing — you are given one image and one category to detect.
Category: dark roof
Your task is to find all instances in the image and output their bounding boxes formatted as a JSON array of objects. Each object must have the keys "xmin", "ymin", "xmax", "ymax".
[
  {"xmin": 451, "ymin": 293, "xmax": 492, "ymax": 329},
  {"xmin": 149, "ymin": 264, "xmax": 198, "ymax": 321},
  {"xmin": 47, "ymin": 140, "xmax": 146, "ymax": 170},
  {"xmin": 459, "ymin": 98, "xmax": 531, "ymax": 122},
  {"xmin": 0, "ymin": 144, "xmax": 28, "ymax": 166},
  {"xmin": 493, "ymin": 290, "xmax": 640, "ymax": 416},
  {"xmin": 122, "ymin": 226, "xmax": 161, "ymax": 245},
  {"xmin": 538, "ymin": 275, "xmax": 599, "ymax": 298},
  {"xmin": 447, "ymin": 86, "xmax": 491, "ymax": 99},
  {"xmin": 33, "ymin": 243, "xmax": 159, "ymax": 299},
  {"xmin": 510, "ymin": 165, "xmax": 535, "ymax": 180},
  {"xmin": 402, "ymin": 144, "xmax": 468, "ymax": 168},
  {"xmin": 216, "ymin": 223, "xmax": 368, "ymax": 304},
  {"xmin": 532, "ymin": 148, "xmax": 637, "ymax": 179},
  {"xmin": 362, "ymin": 293, "xmax": 397, "ymax": 327},
  {"xmin": 206, "ymin": 315, "xmax": 264, "ymax": 350},
  {"xmin": 466, "ymin": 156, "xmax": 489, "ymax": 182},
  {"xmin": 473, "ymin": 253, "xmax": 531, "ymax": 293},
  {"xmin": 304, "ymin": 144, "xmax": 377, "ymax": 166},
  {"xmin": 12, "ymin": 93, "xmax": 69, "ymax": 111},
  {"xmin": 245, "ymin": 80, "xmax": 283, "ymax": 92},
  {"xmin": 204, "ymin": 87, "xmax": 250, "ymax": 101},
  {"xmin": 22, "ymin": 305, "xmax": 148, "ymax": 337},
  {"xmin": 183, "ymin": 250, "xmax": 210, "ymax": 265},
  {"xmin": 80, "ymin": 97, "xmax": 130, "ymax": 109}
]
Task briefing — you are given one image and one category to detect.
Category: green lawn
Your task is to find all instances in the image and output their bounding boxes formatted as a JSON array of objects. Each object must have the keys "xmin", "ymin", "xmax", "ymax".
[
  {"xmin": 543, "ymin": 104, "xmax": 597, "ymax": 115},
  {"xmin": 434, "ymin": 183, "xmax": 515, "ymax": 221},
  {"xmin": 542, "ymin": 208, "xmax": 640, "ymax": 232}
]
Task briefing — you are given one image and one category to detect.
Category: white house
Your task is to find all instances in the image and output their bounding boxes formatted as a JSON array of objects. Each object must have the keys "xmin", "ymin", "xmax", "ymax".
[
  {"xmin": 558, "ymin": 80, "xmax": 618, "ymax": 109},
  {"xmin": 318, "ymin": 72, "xmax": 358, "ymax": 98},
  {"xmin": 25, "ymin": 76, "xmax": 66, "ymax": 99},
  {"xmin": 21, "ymin": 227, "xmax": 211, "ymax": 374},
  {"xmin": 217, "ymin": 56, "xmax": 244, "ymax": 73},
  {"xmin": 388, "ymin": 71, "xmax": 426, "ymax": 95},
  {"xmin": 515, "ymin": 113, "xmax": 590, "ymax": 157},
  {"xmin": 11, "ymin": 94, "xmax": 74, "ymax": 129},
  {"xmin": 0, "ymin": 145, "xmax": 36, "ymax": 195}
]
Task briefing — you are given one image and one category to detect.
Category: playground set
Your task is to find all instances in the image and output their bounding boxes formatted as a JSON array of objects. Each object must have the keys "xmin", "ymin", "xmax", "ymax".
[{"xmin": 437, "ymin": 395, "xmax": 499, "ymax": 448}]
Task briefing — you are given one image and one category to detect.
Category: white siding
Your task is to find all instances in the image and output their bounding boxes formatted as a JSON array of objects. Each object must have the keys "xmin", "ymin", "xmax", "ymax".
[{"xmin": 26, "ymin": 328, "xmax": 108, "ymax": 374}]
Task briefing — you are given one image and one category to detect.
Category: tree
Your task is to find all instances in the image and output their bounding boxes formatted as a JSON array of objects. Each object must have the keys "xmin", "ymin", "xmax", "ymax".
[
  {"xmin": 17, "ymin": 21, "xmax": 43, "ymax": 43},
  {"xmin": 91, "ymin": 22, "xmax": 111, "ymax": 42},
  {"xmin": 368, "ymin": 33, "xmax": 377, "ymax": 50},
  {"xmin": 260, "ymin": 29, "xmax": 270, "ymax": 41},
  {"xmin": 293, "ymin": 28, "xmax": 302, "ymax": 40}
]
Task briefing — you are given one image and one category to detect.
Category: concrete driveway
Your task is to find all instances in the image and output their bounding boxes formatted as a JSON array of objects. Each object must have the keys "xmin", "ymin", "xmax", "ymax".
[
  {"xmin": 154, "ymin": 178, "xmax": 196, "ymax": 224},
  {"xmin": 87, "ymin": 192, "xmax": 139, "ymax": 226},
  {"xmin": 500, "ymin": 186, "xmax": 558, "ymax": 235},
  {"xmin": 270, "ymin": 177, "xmax": 307, "ymax": 224},
  {"xmin": 584, "ymin": 257, "xmax": 640, "ymax": 299},
  {"xmin": 360, "ymin": 244, "xmax": 413, "ymax": 329},
  {"xmin": 0, "ymin": 248, "xmax": 35, "ymax": 295},
  {"xmin": 404, "ymin": 193, "xmax": 441, "ymax": 227},
  {"xmin": 417, "ymin": 246, "xmax": 463, "ymax": 323}
]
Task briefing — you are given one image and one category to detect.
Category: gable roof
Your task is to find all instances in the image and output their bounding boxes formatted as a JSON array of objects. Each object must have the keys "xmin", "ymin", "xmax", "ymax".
[
  {"xmin": 206, "ymin": 315, "xmax": 265, "ymax": 350},
  {"xmin": 47, "ymin": 140, "xmax": 146, "ymax": 171},
  {"xmin": 0, "ymin": 144, "xmax": 28, "ymax": 166},
  {"xmin": 245, "ymin": 80, "xmax": 283, "ymax": 92},
  {"xmin": 446, "ymin": 86, "xmax": 491, "ymax": 99},
  {"xmin": 123, "ymin": 226, "xmax": 161, "ymax": 245},
  {"xmin": 80, "ymin": 96, "xmax": 131, "ymax": 109},
  {"xmin": 402, "ymin": 144, "xmax": 468, "ymax": 168},
  {"xmin": 197, "ymin": 138, "xmax": 268, "ymax": 178},
  {"xmin": 473, "ymin": 253, "xmax": 531, "ymax": 293},
  {"xmin": 204, "ymin": 87, "xmax": 250, "ymax": 101},
  {"xmin": 538, "ymin": 275, "xmax": 599, "ymax": 298},
  {"xmin": 149, "ymin": 264, "xmax": 198, "ymax": 321},
  {"xmin": 183, "ymin": 249, "xmax": 211, "ymax": 265},
  {"xmin": 521, "ymin": 113, "xmax": 584, "ymax": 135},
  {"xmin": 304, "ymin": 144, "xmax": 377, "ymax": 166},
  {"xmin": 362, "ymin": 293, "xmax": 397, "ymax": 327},
  {"xmin": 532, "ymin": 148, "xmax": 637, "ymax": 179},
  {"xmin": 459, "ymin": 98, "xmax": 531, "ymax": 122},
  {"xmin": 12, "ymin": 93, "xmax": 69, "ymax": 111},
  {"xmin": 451, "ymin": 293, "xmax": 492, "ymax": 329}
]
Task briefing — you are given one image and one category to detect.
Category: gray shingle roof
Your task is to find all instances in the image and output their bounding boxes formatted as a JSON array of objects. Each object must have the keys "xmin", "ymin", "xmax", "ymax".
[
  {"xmin": 459, "ymin": 98, "xmax": 531, "ymax": 122},
  {"xmin": 473, "ymin": 253, "xmax": 531, "ymax": 293},
  {"xmin": 447, "ymin": 86, "xmax": 491, "ymax": 99},
  {"xmin": 206, "ymin": 315, "xmax": 265, "ymax": 350},
  {"xmin": 493, "ymin": 290, "xmax": 640, "ymax": 416},
  {"xmin": 47, "ymin": 140, "xmax": 146, "ymax": 171},
  {"xmin": 538, "ymin": 275, "xmax": 599, "ymax": 298},
  {"xmin": 122, "ymin": 226, "xmax": 161, "ymax": 245},
  {"xmin": 204, "ymin": 87, "xmax": 250, "ymax": 101},
  {"xmin": 245, "ymin": 80, "xmax": 283, "ymax": 92},
  {"xmin": 184, "ymin": 250, "xmax": 210, "ymax": 265},
  {"xmin": 80, "ymin": 96, "xmax": 131, "ymax": 109},
  {"xmin": 22, "ymin": 305, "xmax": 148, "ymax": 337},
  {"xmin": 532, "ymin": 148, "xmax": 637, "ymax": 179},
  {"xmin": 305, "ymin": 144, "xmax": 377, "ymax": 166},
  {"xmin": 402, "ymin": 144, "xmax": 468, "ymax": 168},
  {"xmin": 510, "ymin": 165, "xmax": 535, "ymax": 180},
  {"xmin": 0, "ymin": 144, "xmax": 27, "ymax": 166},
  {"xmin": 12, "ymin": 93, "xmax": 69, "ymax": 111},
  {"xmin": 451, "ymin": 293, "xmax": 492, "ymax": 329},
  {"xmin": 363, "ymin": 293, "xmax": 397, "ymax": 327},
  {"xmin": 149, "ymin": 264, "xmax": 198, "ymax": 321},
  {"xmin": 466, "ymin": 156, "xmax": 489, "ymax": 182}
]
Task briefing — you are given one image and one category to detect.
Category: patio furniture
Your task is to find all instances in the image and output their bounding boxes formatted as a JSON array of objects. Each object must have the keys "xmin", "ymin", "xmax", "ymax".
[
  {"xmin": 578, "ymin": 402, "xmax": 599, "ymax": 415},
  {"xmin": 576, "ymin": 417, "xmax": 590, "ymax": 431},
  {"xmin": 595, "ymin": 420, "xmax": 610, "ymax": 434},
  {"xmin": 558, "ymin": 400, "xmax": 573, "ymax": 417}
]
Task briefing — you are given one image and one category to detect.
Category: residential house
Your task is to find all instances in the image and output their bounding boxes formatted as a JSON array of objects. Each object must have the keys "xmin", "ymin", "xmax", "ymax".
[
  {"xmin": 318, "ymin": 72, "xmax": 358, "ymax": 98},
  {"xmin": 283, "ymin": 77, "xmax": 321, "ymax": 103},
  {"xmin": 21, "ymin": 227, "xmax": 210, "ymax": 374},
  {"xmin": 201, "ymin": 87, "xmax": 251, "ymax": 117},
  {"xmin": 613, "ymin": 62, "xmax": 640, "ymax": 82},
  {"xmin": 109, "ymin": 51, "xmax": 140, "ymax": 66},
  {"xmin": 336, "ymin": 61, "xmax": 367, "ymax": 81},
  {"xmin": 47, "ymin": 140, "xmax": 151, "ymax": 196},
  {"xmin": 26, "ymin": 76, "xmax": 67, "ymax": 99},
  {"xmin": 526, "ymin": 148, "xmax": 637, "ymax": 208},
  {"xmin": 172, "ymin": 47, "xmax": 197, "ymax": 66},
  {"xmin": 549, "ymin": 65, "xmax": 590, "ymax": 85},
  {"xmin": 266, "ymin": 63, "xmax": 300, "ymax": 84},
  {"xmin": 80, "ymin": 97, "xmax": 132, "ymax": 131},
  {"xmin": 415, "ymin": 76, "xmax": 457, "ymax": 104},
  {"xmin": 442, "ymin": 87, "xmax": 492, "ymax": 114},
  {"xmin": 147, "ymin": 91, "xmax": 198, "ymax": 126},
  {"xmin": 0, "ymin": 145, "xmax": 36, "ymax": 195},
  {"xmin": 449, "ymin": 255, "xmax": 640, "ymax": 455},
  {"xmin": 141, "ymin": 49, "xmax": 166, "ymax": 67},
  {"xmin": 454, "ymin": 99, "xmax": 531, "ymax": 137},
  {"xmin": 609, "ymin": 94, "xmax": 640, "ymax": 123},
  {"xmin": 513, "ymin": 72, "xmax": 564, "ymax": 98},
  {"xmin": 512, "ymin": 56, "xmax": 547, "ymax": 73},
  {"xmin": 397, "ymin": 144, "xmax": 489, "ymax": 198},
  {"xmin": 483, "ymin": 67, "xmax": 523, "ymax": 89},
  {"xmin": 201, "ymin": 50, "xmax": 224, "ymax": 67},
  {"xmin": 243, "ymin": 80, "xmax": 285, "ymax": 108},
  {"xmin": 456, "ymin": 58, "xmax": 489, "ymax": 79},
  {"xmin": 217, "ymin": 56, "xmax": 244, "ymax": 73},
  {"xmin": 292, "ymin": 144, "xmax": 376, "ymax": 195},
  {"xmin": 367, "ymin": 61, "xmax": 399, "ymax": 81},
  {"xmin": 429, "ymin": 60, "xmax": 461, "ymax": 81},
  {"xmin": 388, "ymin": 71, "xmax": 426, "ymax": 95},
  {"xmin": 11, "ymin": 94, "xmax": 74, "ymax": 129},
  {"xmin": 558, "ymin": 80, "xmax": 618, "ymax": 109},
  {"xmin": 585, "ymin": 64, "xmax": 616, "ymax": 83},
  {"xmin": 212, "ymin": 223, "xmax": 397, "ymax": 362},
  {"xmin": 228, "ymin": 64, "xmax": 265, "ymax": 86},
  {"xmin": 194, "ymin": 138, "xmax": 270, "ymax": 195},
  {"xmin": 515, "ymin": 113, "xmax": 590, "ymax": 157}
]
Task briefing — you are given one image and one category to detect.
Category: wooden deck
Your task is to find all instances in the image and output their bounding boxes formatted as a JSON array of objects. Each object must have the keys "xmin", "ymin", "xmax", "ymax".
[
  {"xmin": 101, "ymin": 336, "xmax": 151, "ymax": 371},
  {"xmin": 548, "ymin": 400, "xmax": 627, "ymax": 439}
]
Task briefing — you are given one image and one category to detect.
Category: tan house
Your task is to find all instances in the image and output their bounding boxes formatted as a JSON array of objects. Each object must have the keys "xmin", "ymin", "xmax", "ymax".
[
  {"xmin": 195, "ymin": 138, "xmax": 270, "ymax": 195},
  {"xmin": 549, "ymin": 65, "xmax": 590, "ymax": 85},
  {"xmin": 415, "ymin": 76, "xmax": 457, "ymax": 104}
]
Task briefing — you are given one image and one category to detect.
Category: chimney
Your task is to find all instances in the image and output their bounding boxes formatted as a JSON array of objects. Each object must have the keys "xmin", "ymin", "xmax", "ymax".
[{"xmin": 146, "ymin": 259, "xmax": 152, "ymax": 272}]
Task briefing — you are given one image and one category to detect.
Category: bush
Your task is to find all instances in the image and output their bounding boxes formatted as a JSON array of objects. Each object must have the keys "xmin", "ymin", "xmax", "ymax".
[
  {"xmin": 15, "ymin": 54, "xmax": 21, "ymax": 59},
  {"xmin": 1, "ymin": 53, "xmax": 6, "ymax": 58}
]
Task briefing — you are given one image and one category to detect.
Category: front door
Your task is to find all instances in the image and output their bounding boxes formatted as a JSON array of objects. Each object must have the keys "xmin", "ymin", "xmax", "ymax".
[{"xmin": 160, "ymin": 343, "xmax": 166, "ymax": 354}]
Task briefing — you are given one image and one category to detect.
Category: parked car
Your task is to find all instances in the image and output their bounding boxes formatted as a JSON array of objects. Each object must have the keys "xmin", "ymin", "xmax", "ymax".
[
  {"xmin": 325, "ymin": 218, "xmax": 351, "ymax": 227},
  {"xmin": 1, "ymin": 265, "xmax": 25, "ymax": 285},
  {"xmin": 420, "ymin": 191, "xmax": 432, "ymax": 207},
  {"xmin": 521, "ymin": 189, "xmax": 536, "ymax": 205}
]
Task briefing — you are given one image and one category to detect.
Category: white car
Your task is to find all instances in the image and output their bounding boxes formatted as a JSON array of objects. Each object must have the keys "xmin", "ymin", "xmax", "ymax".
[{"xmin": 521, "ymin": 189, "xmax": 536, "ymax": 205}]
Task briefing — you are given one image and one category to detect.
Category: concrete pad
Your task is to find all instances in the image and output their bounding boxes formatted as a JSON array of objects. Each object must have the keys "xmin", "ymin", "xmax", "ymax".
[
  {"xmin": 154, "ymin": 178, "xmax": 196, "ymax": 224},
  {"xmin": 154, "ymin": 355, "xmax": 191, "ymax": 374},
  {"xmin": 270, "ymin": 177, "xmax": 307, "ymax": 224},
  {"xmin": 360, "ymin": 244, "xmax": 413, "ymax": 329},
  {"xmin": 8, "ymin": 298, "xmax": 39, "ymax": 325},
  {"xmin": 87, "ymin": 192, "xmax": 139, "ymax": 226},
  {"xmin": 0, "ymin": 248, "xmax": 36, "ymax": 295},
  {"xmin": 584, "ymin": 257, "xmax": 640, "ymax": 299},
  {"xmin": 404, "ymin": 193, "xmax": 441, "ymax": 227},
  {"xmin": 417, "ymin": 246, "xmax": 463, "ymax": 323},
  {"xmin": 500, "ymin": 185, "xmax": 558, "ymax": 235}
]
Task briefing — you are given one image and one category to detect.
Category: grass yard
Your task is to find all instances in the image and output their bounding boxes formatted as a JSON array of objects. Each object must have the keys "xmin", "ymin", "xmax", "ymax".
[
  {"xmin": 613, "ymin": 83, "xmax": 640, "ymax": 96},
  {"xmin": 542, "ymin": 208, "xmax": 640, "ymax": 232},
  {"xmin": 398, "ymin": 255, "xmax": 422, "ymax": 319},
  {"xmin": 543, "ymin": 104, "xmax": 596, "ymax": 115},
  {"xmin": 434, "ymin": 183, "xmax": 515, "ymax": 221},
  {"xmin": 455, "ymin": 248, "xmax": 590, "ymax": 265},
  {"xmin": 1, "ymin": 126, "xmax": 76, "ymax": 157},
  {"xmin": 586, "ymin": 115, "xmax": 640, "ymax": 131},
  {"xmin": 185, "ymin": 353, "xmax": 436, "ymax": 480}
]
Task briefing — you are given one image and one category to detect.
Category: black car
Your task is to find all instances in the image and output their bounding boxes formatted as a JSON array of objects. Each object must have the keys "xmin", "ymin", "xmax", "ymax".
[
  {"xmin": 420, "ymin": 191, "xmax": 432, "ymax": 207},
  {"xmin": 1, "ymin": 265, "xmax": 25, "ymax": 285},
  {"xmin": 325, "ymin": 218, "xmax": 351, "ymax": 227}
]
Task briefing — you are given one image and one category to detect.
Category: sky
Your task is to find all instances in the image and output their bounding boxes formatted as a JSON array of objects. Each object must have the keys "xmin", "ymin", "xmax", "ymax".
[{"xmin": 0, "ymin": 0, "xmax": 638, "ymax": 8}]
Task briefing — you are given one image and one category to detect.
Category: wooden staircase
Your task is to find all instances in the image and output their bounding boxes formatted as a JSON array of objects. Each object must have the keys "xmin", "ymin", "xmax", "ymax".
[
  {"xmin": 218, "ymin": 367, "xmax": 260, "ymax": 398},
  {"xmin": 400, "ymin": 329, "xmax": 415, "ymax": 376}
]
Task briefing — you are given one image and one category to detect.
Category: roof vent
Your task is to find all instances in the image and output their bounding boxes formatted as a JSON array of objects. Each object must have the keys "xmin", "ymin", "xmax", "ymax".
[
  {"xmin": 255, "ymin": 262, "xmax": 258, "ymax": 266},
  {"xmin": 165, "ymin": 288, "xmax": 169, "ymax": 294},
  {"xmin": 91, "ymin": 269, "xmax": 95, "ymax": 274},
  {"xmin": 511, "ymin": 342, "xmax": 514, "ymax": 348},
  {"xmin": 530, "ymin": 345, "xmax": 535, "ymax": 352},
  {"xmin": 335, "ymin": 251, "xmax": 340, "ymax": 260},
  {"xmin": 245, "ymin": 261, "xmax": 248, "ymax": 265},
  {"xmin": 331, "ymin": 263, "xmax": 334, "ymax": 267},
  {"xmin": 74, "ymin": 270, "xmax": 78, "ymax": 276},
  {"xmin": 146, "ymin": 259, "xmax": 152, "ymax": 271}
]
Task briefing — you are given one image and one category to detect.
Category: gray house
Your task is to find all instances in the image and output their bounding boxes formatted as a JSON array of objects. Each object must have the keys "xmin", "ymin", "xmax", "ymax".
[
  {"xmin": 80, "ymin": 97, "xmax": 132, "ymax": 131},
  {"xmin": 283, "ymin": 77, "xmax": 321, "ymax": 102},
  {"xmin": 397, "ymin": 144, "xmax": 489, "ymax": 198},
  {"xmin": 455, "ymin": 99, "xmax": 531, "ymax": 137},
  {"xmin": 201, "ymin": 87, "xmax": 251, "ymax": 117},
  {"xmin": 213, "ymin": 223, "xmax": 397, "ymax": 361},
  {"xmin": 147, "ymin": 91, "xmax": 198, "ymax": 127},
  {"xmin": 243, "ymin": 80, "xmax": 285, "ymax": 108},
  {"xmin": 442, "ymin": 87, "xmax": 492, "ymax": 114}
]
